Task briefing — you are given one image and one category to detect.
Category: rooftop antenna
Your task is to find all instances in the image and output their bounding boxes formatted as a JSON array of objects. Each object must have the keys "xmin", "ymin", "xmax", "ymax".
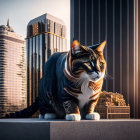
[{"xmin": 7, "ymin": 18, "xmax": 9, "ymax": 26}]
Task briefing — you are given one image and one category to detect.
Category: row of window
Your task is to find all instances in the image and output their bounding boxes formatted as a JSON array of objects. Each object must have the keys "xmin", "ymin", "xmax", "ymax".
[
  {"xmin": 26, "ymin": 32, "xmax": 66, "ymax": 106},
  {"xmin": 0, "ymin": 34, "xmax": 27, "ymax": 118},
  {"xmin": 27, "ymin": 19, "xmax": 66, "ymax": 38}
]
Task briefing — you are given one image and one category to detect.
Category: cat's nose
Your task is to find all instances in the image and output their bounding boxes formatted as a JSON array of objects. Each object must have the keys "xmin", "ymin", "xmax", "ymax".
[{"xmin": 95, "ymin": 70, "xmax": 100, "ymax": 75}]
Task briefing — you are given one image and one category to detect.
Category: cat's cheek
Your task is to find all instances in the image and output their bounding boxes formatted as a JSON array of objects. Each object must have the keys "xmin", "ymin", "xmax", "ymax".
[
  {"xmin": 85, "ymin": 112, "xmax": 100, "ymax": 120},
  {"xmin": 65, "ymin": 114, "xmax": 81, "ymax": 121}
]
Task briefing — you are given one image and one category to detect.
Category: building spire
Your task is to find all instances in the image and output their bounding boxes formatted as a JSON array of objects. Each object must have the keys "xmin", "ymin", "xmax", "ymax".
[{"xmin": 7, "ymin": 18, "xmax": 9, "ymax": 27}]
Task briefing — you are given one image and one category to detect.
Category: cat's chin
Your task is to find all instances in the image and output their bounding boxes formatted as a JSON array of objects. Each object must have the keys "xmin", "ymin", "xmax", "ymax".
[
  {"xmin": 91, "ymin": 77, "xmax": 99, "ymax": 82},
  {"xmin": 80, "ymin": 72, "xmax": 99, "ymax": 82},
  {"xmin": 89, "ymin": 72, "xmax": 105, "ymax": 82}
]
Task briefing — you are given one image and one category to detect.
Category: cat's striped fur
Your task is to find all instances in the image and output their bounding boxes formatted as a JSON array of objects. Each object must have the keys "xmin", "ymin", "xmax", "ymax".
[{"xmin": 63, "ymin": 40, "xmax": 106, "ymax": 120}]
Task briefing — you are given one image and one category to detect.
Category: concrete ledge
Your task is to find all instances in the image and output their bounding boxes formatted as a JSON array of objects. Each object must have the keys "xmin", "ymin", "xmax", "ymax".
[{"xmin": 0, "ymin": 119, "xmax": 140, "ymax": 140}]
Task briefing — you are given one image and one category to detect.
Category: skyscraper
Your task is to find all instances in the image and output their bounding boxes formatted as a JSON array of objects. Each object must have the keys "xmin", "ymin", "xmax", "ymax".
[
  {"xmin": 70, "ymin": 0, "xmax": 140, "ymax": 118},
  {"xmin": 0, "ymin": 20, "xmax": 27, "ymax": 118},
  {"xmin": 26, "ymin": 13, "xmax": 66, "ymax": 107}
]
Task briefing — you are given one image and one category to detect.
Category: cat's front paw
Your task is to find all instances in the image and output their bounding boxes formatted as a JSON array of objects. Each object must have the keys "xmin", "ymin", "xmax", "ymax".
[
  {"xmin": 85, "ymin": 112, "xmax": 100, "ymax": 120},
  {"xmin": 39, "ymin": 114, "xmax": 44, "ymax": 119},
  {"xmin": 66, "ymin": 114, "xmax": 81, "ymax": 121},
  {"xmin": 44, "ymin": 113, "xmax": 56, "ymax": 119}
]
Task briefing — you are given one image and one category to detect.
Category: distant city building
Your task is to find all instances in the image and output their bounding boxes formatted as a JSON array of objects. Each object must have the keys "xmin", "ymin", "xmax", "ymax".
[
  {"xmin": 0, "ymin": 20, "xmax": 27, "ymax": 118},
  {"xmin": 26, "ymin": 13, "xmax": 67, "ymax": 107}
]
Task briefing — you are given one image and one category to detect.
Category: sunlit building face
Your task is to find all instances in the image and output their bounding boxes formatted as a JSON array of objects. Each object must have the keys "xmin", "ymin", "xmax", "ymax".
[
  {"xmin": 26, "ymin": 13, "xmax": 67, "ymax": 107},
  {"xmin": 0, "ymin": 21, "xmax": 27, "ymax": 118}
]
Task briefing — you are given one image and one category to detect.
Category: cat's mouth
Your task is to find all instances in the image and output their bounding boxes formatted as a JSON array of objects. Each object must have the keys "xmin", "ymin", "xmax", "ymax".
[
  {"xmin": 90, "ymin": 75, "xmax": 100, "ymax": 81},
  {"xmin": 89, "ymin": 71, "xmax": 104, "ymax": 82},
  {"xmin": 91, "ymin": 77, "xmax": 100, "ymax": 81}
]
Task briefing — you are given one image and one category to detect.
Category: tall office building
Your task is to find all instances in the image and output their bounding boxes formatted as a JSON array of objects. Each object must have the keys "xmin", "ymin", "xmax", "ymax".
[
  {"xmin": 26, "ymin": 13, "xmax": 66, "ymax": 107},
  {"xmin": 0, "ymin": 20, "xmax": 27, "ymax": 118},
  {"xmin": 71, "ymin": 0, "xmax": 140, "ymax": 118}
]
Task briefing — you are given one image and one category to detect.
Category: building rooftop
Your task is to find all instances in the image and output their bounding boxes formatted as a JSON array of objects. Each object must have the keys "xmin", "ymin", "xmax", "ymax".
[
  {"xmin": 27, "ymin": 13, "xmax": 65, "ymax": 26},
  {"xmin": 0, "ymin": 19, "xmax": 14, "ymax": 32}
]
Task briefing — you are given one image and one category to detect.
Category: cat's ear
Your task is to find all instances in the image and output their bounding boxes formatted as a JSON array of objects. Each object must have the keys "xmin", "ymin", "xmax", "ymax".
[
  {"xmin": 96, "ymin": 41, "xmax": 106, "ymax": 52},
  {"xmin": 89, "ymin": 41, "xmax": 106, "ymax": 52},
  {"xmin": 71, "ymin": 40, "xmax": 82, "ymax": 55}
]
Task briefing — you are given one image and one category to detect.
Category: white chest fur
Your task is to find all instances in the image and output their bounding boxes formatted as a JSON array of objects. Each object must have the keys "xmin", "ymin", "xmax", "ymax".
[
  {"xmin": 76, "ymin": 73, "xmax": 103, "ymax": 109},
  {"xmin": 77, "ymin": 79, "xmax": 99, "ymax": 109}
]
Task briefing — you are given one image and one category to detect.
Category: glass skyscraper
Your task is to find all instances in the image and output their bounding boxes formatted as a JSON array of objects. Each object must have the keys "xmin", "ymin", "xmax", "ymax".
[
  {"xmin": 0, "ymin": 20, "xmax": 27, "ymax": 118},
  {"xmin": 26, "ymin": 13, "xmax": 66, "ymax": 107},
  {"xmin": 70, "ymin": 0, "xmax": 140, "ymax": 118}
]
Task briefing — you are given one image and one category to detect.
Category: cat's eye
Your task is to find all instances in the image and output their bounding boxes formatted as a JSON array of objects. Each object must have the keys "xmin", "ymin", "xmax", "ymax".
[{"xmin": 100, "ymin": 62, "xmax": 104, "ymax": 66}]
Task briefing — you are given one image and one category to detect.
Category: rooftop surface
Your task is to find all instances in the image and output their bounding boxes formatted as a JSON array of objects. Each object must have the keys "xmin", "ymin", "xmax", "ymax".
[
  {"xmin": 0, "ymin": 118, "xmax": 139, "ymax": 122},
  {"xmin": 0, "ymin": 119, "xmax": 140, "ymax": 140}
]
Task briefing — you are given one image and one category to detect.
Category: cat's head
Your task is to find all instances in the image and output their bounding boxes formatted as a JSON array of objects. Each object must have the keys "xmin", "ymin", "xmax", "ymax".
[{"xmin": 69, "ymin": 40, "xmax": 106, "ymax": 82}]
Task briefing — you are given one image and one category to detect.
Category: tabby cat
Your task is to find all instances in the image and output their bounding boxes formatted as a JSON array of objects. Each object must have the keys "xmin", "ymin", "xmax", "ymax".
[
  {"xmin": 6, "ymin": 40, "xmax": 106, "ymax": 121},
  {"xmin": 37, "ymin": 40, "xmax": 106, "ymax": 121}
]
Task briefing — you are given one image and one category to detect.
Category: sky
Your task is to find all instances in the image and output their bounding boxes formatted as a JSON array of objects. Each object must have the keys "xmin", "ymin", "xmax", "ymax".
[{"xmin": 0, "ymin": 0, "xmax": 70, "ymax": 49}]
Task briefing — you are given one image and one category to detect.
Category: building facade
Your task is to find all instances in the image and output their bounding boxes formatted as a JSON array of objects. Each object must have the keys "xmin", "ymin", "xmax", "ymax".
[
  {"xmin": 26, "ymin": 13, "xmax": 66, "ymax": 107},
  {"xmin": 71, "ymin": 0, "xmax": 140, "ymax": 118},
  {"xmin": 0, "ymin": 20, "xmax": 27, "ymax": 118}
]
